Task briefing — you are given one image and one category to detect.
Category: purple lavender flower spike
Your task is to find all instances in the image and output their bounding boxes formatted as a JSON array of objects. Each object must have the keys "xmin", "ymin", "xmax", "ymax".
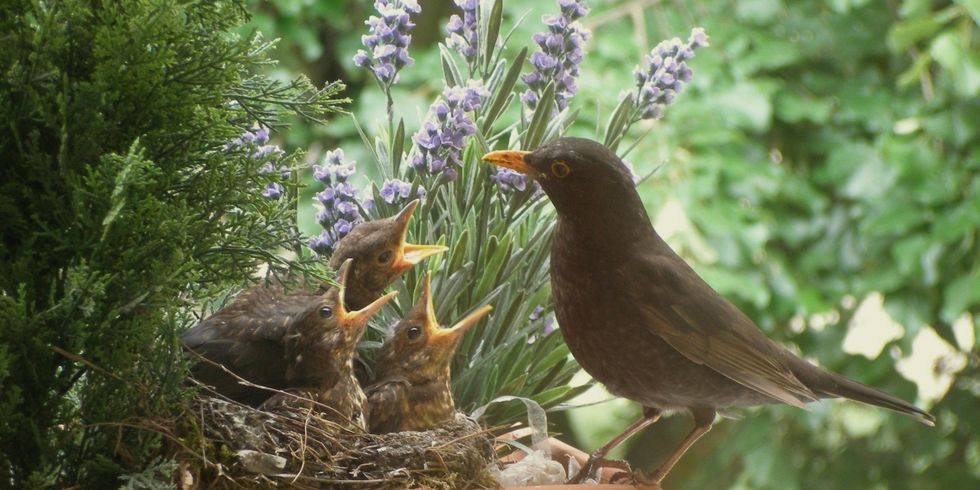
[
  {"xmin": 542, "ymin": 316, "xmax": 557, "ymax": 335},
  {"xmin": 307, "ymin": 148, "xmax": 369, "ymax": 255},
  {"xmin": 353, "ymin": 0, "xmax": 421, "ymax": 87},
  {"xmin": 522, "ymin": 0, "xmax": 591, "ymax": 112},
  {"xmin": 333, "ymin": 218, "xmax": 354, "ymax": 235},
  {"xmin": 223, "ymin": 125, "xmax": 294, "ymax": 199},
  {"xmin": 308, "ymin": 231, "xmax": 334, "ymax": 256},
  {"xmin": 630, "ymin": 28, "xmax": 708, "ymax": 123},
  {"xmin": 261, "ymin": 182, "xmax": 284, "ymax": 200},
  {"xmin": 408, "ymin": 80, "xmax": 490, "ymax": 180},
  {"xmin": 379, "ymin": 178, "xmax": 420, "ymax": 204},
  {"xmin": 491, "ymin": 167, "xmax": 543, "ymax": 195},
  {"xmin": 254, "ymin": 127, "xmax": 270, "ymax": 145},
  {"xmin": 313, "ymin": 165, "xmax": 331, "ymax": 184},
  {"xmin": 529, "ymin": 305, "xmax": 545, "ymax": 322},
  {"xmin": 446, "ymin": 0, "xmax": 479, "ymax": 63}
]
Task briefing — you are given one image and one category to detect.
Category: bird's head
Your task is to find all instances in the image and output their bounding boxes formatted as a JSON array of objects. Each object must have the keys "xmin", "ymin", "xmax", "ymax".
[
  {"xmin": 302, "ymin": 259, "xmax": 397, "ymax": 360},
  {"xmin": 375, "ymin": 274, "xmax": 492, "ymax": 384},
  {"xmin": 482, "ymin": 137, "xmax": 639, "ymax": 217},
  {"xmin": 328, "ymin": 199, "xmax": 447, "ymax": 308}
]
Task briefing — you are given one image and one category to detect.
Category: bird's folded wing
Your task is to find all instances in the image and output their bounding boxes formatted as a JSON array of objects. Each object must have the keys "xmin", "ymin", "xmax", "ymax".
[
  {"xmin": 187, "ymin": 338, "xmax": 288, "ymax": 395},
  {"xmin": 365, "ymin": 378, "xmax": 410, "ymax": 432},
  {"xmin": 181, "ymin": 283, "xmax": 319, "ymax": 346},
  {"xmin": 630, "ymin": 254, "xmax": 817, "ymax": 408}
]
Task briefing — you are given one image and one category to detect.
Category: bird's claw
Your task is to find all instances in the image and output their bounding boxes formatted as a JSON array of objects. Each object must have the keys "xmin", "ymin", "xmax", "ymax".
[
  {"xmin": 615, "ymin": 469, "xmax": 663, "ymax": 489},
  {"xmin": 567, "ymin": 455, "xmax": 633, "ymax": 484}
]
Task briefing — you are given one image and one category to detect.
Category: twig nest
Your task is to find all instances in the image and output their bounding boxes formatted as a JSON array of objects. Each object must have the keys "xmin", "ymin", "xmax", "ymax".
[{"xmin": 177, "ymin": 394, "xmax": 497, "ymax": 489}]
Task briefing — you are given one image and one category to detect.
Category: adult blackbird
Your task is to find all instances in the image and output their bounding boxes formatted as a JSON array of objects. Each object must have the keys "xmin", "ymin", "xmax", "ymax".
[
  {"xmin": 181, "ymin": 199, "xmax": 445, "ymax": 405},
  {"xmin": 365, "ymin": 274, "xmax": 492, "ymax": 433},
  {"xmin": 483, "ymin": 138, "xmax": 934, "ymax": 486},
  {"xmin": 260, "ymin": 259, "xmax": 395, "ymax": 429}
]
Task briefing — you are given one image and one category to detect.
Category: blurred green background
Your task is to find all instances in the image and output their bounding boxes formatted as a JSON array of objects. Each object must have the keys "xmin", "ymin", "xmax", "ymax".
[{"xmin": 243, "ymin": 0, "xmax": 978, "ymax": 488}]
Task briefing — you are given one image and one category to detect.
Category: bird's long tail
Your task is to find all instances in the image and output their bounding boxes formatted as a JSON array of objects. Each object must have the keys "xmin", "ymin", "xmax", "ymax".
[{"xmin": 822, "ymin": 373, "xmax": 935, "ymax": 426}]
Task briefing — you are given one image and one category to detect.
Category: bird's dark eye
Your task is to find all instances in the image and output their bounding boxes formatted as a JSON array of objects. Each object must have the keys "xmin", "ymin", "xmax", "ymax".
[
  {"xmin": 406, "ymin": 326, "xmax": 422, "ymax": 340},
  {"xmin": 551, "ymin": 161, "xmax": 571, "ymax": 178},
  {"xmin": 378, "ymin": 250, "xmax": 393, "ymax": 264},
  {"xmin": 318, "ymin": 306, "xmax": 334, "ymax": 319}
]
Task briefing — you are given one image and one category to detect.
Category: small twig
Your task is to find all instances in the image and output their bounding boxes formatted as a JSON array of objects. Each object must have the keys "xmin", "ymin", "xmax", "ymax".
[{"xmin": 50, "ymin": 345, "xmax": 123, "ymax": 382}]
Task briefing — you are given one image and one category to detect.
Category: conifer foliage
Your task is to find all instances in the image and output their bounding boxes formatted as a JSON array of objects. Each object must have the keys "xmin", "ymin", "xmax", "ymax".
[{"xmin": 0, "ymin": 1, "xmax": 344, "ymax": 486}]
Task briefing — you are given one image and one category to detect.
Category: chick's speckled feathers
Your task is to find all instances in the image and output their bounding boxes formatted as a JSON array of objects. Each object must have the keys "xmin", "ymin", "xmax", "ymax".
[
  {"xmin": 260, "ymin": 260, "xmax": 396, "ymax": 429},
  {"xmin": 181, "ymin": 284, "xmax": 323, "ymax": 405},
  {"xmin": 181, "ymin": 200, "xmax": 445, "ymax": 405}
]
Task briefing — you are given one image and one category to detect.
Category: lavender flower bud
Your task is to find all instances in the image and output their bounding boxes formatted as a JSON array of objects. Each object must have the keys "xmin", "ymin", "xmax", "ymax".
[
  {"xmin": 261, "ymin": 183, "xmax": 283, "ymax": 200},
  {"xmin": 445, "ymin": 0, "xmax": 479, "ymax": 63},
  {"xmin": 523, "ymin": 1, "xmax": 592, "ymax": 113},
  {"xmin": 354, "ymin": 1, "xmax": 420, "ymax": 87},
  {"xmin": 630, "ymin": 28, "xmax": 708, "ymax": 121},
  {"xmin": 408, "ymin": 80, "xmax": 489, "ymax": 180}
]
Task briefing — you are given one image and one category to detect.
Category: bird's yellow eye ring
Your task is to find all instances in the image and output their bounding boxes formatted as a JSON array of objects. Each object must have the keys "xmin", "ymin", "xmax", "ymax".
[{"xmin": 551, "ymin": 161, "xmax": 571, "ymax": 178}]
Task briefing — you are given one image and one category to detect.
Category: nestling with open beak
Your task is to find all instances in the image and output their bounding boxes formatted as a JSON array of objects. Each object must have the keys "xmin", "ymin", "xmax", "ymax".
[
  {"xmin": 181, "ymin": 199, "xmax": 444, "ymax": 405},
  {"xmin": 365, "ymin": 274, "xmax": 493, "ymax": 434},
  {"xmin": 260, "ymin": 259, "xmax": 396, "ymax": 429},
  {"xmin": 484, "ymin": 138, "xmax": 933, "ymax": 487},
  {"xmin": 326, "ymin": 199, "xmax": 447, "ymax": 310}
]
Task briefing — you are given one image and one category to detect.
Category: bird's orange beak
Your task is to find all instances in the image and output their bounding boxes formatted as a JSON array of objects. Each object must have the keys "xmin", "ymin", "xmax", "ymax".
[
  {"xmin": 336, "ymin": 258, "xmax": 397, "ymax": 328},
  {"xmin": 418, "ymin": 274, "xmax": 493, "ymax": 344},
  {"xmin": 432, "ymin": 304, "xmax": 493, "ymax": 344},
  {"xmin": 482, "ymin": 150, "xmax": 537, "ymax": 177},
  {"xmin": 392, "ymin": 199, "xmax": 448, "ymax": 272}
]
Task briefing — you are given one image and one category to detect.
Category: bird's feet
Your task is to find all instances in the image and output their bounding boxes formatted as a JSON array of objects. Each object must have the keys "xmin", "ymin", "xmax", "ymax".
[
  {"xmin": 609, "ymin": 469, "xmax": 664, "ymax": 489},
  {"xmin": 567, "ymin": 454, "xmax": 633, "ymax": 483}
]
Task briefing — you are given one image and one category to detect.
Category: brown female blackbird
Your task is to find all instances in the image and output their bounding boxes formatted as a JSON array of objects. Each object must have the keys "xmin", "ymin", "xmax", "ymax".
[
  {"xmin": 365, "ymin": 274, "xmax": 493, "ymax": 433},
  {"xmin": 260, "ymin": 259, "xmax": 395, "ymax": 429},
  {"xmin": 181, "ymin": 199, "xmax": 445, "ymax": 405},
  {"xmin": 484, "ymin": 138, "xmax": 934, "ymax": 486}
]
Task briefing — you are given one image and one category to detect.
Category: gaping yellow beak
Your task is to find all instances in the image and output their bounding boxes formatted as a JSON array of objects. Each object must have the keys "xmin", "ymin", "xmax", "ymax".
[
  {"xmin": 418, "ymin": 274, "xmax": 493, "ymax": 344},
  {"xmin": 392, "ymin": 199, "xmax": 447, "ymax": 271},
  {"xmin": 336, "ymin": 258, "xmax": 397, "ymax": 328},
  {"xmin": 482, "ymin": 150, "xmax": 536, "ymax": 176},
  {"xmin": 431, "ymin": 304, "xmax": 493, "ymax": 344}
]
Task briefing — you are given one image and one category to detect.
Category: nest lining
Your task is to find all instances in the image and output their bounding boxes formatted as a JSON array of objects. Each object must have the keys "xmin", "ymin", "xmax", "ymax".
[{"xmin": 174, "ymin": 393, "xmax": 499, "ymax": 489}]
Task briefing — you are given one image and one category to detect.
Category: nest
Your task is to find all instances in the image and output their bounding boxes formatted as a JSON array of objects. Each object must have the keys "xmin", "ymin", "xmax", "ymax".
[{"xmin": 172, "ymin": 393, "xmax": 499, "ymax": 489}]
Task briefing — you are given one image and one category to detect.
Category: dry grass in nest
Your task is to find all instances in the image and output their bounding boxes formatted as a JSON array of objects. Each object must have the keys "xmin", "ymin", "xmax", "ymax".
[{"xmin": 170, "ymin": 390, "xmax": 499, "ymax": 489}]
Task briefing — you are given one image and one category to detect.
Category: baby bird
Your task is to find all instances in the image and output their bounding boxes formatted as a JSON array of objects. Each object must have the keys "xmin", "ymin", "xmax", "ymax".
[
  {"xmin": 261, "ymin": 259, "xmax": 396, "ymax": 429},
  {"xmin": 365, "ymin": 275, "xmax": 493, "ymax": 433},
  {"xmin": 327, "ymin": 199, "xmax": 447, "ymax": 310},
  {"xmin": 181, "ymin": 200, "xmax": 444, "ymax": 405}
]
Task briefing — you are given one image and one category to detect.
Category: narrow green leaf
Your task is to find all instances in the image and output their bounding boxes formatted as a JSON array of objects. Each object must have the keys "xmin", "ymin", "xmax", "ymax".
[
  {"xmin": 391, "ymin": 118, "xmax": 404, "ymax": 174},
  {"xmin": 483, "ymin": 0, "xmax": 503, "ymax": 74},
  {"xmin": 603, "ymin": 94, "xmax": 635, "ymax": 150},
  {"xmin": 440, "ymin": 44, "xmax": 463, "ymax": 87},
  {"xmin": 523, "ymin": 81, "xmax": 555, "ymax": 149},
  {"xmin": 482, "ymin": 47, "xmax": 527, "ymax": 132}
]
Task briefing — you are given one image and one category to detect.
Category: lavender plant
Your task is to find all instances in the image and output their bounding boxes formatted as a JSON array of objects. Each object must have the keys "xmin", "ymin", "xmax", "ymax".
[
  {"xmin": 408, "ymin": 81, "xmax": 490, "ymax": 181},
  {"xmin": 353, "ymin": 0, "xmax": 422, "ymax": 123},
  {"xmin": 604, "ymin": 27, "xmax": 709, "ymax": 151},
  {"xmin": 308, "ymin": 149, "xmax": 368, "ymax": 255},
  {"xmin": 521, "ymin": 0, "xmax": 591, "ymax": 112},
  {"xmin": 224, "ymin": 126, "xmax": 290, "ymax": 200},
  {"xmin": 317, "ymin": 0, "xmax": 706, "ymax": 425},
  {"xmin": 446, "ymin": 0, "xmax": 479, "ymax": 65}
]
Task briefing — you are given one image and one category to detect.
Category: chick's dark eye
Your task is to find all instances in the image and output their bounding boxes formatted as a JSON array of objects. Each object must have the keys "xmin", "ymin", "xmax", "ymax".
[
  {"xmin": 378, "ymin": 250, "xmax": 393, "ymax": 264},
  {"xmin": 551, "ymin": 161, "xmax": 571, "ymax": 178},
  {"xmin": 318, "ymin": 306, "xmax": 333, "ymax": 319},
  {"xmin": 406, "ymin": 326, "xmax": 422, "ymax": 340}
]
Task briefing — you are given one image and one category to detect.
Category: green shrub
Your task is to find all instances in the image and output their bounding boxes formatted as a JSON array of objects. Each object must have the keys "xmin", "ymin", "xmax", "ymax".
[{"xmin": 0, "ymin": 1, "xmax": 343, "ymax": 486}]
